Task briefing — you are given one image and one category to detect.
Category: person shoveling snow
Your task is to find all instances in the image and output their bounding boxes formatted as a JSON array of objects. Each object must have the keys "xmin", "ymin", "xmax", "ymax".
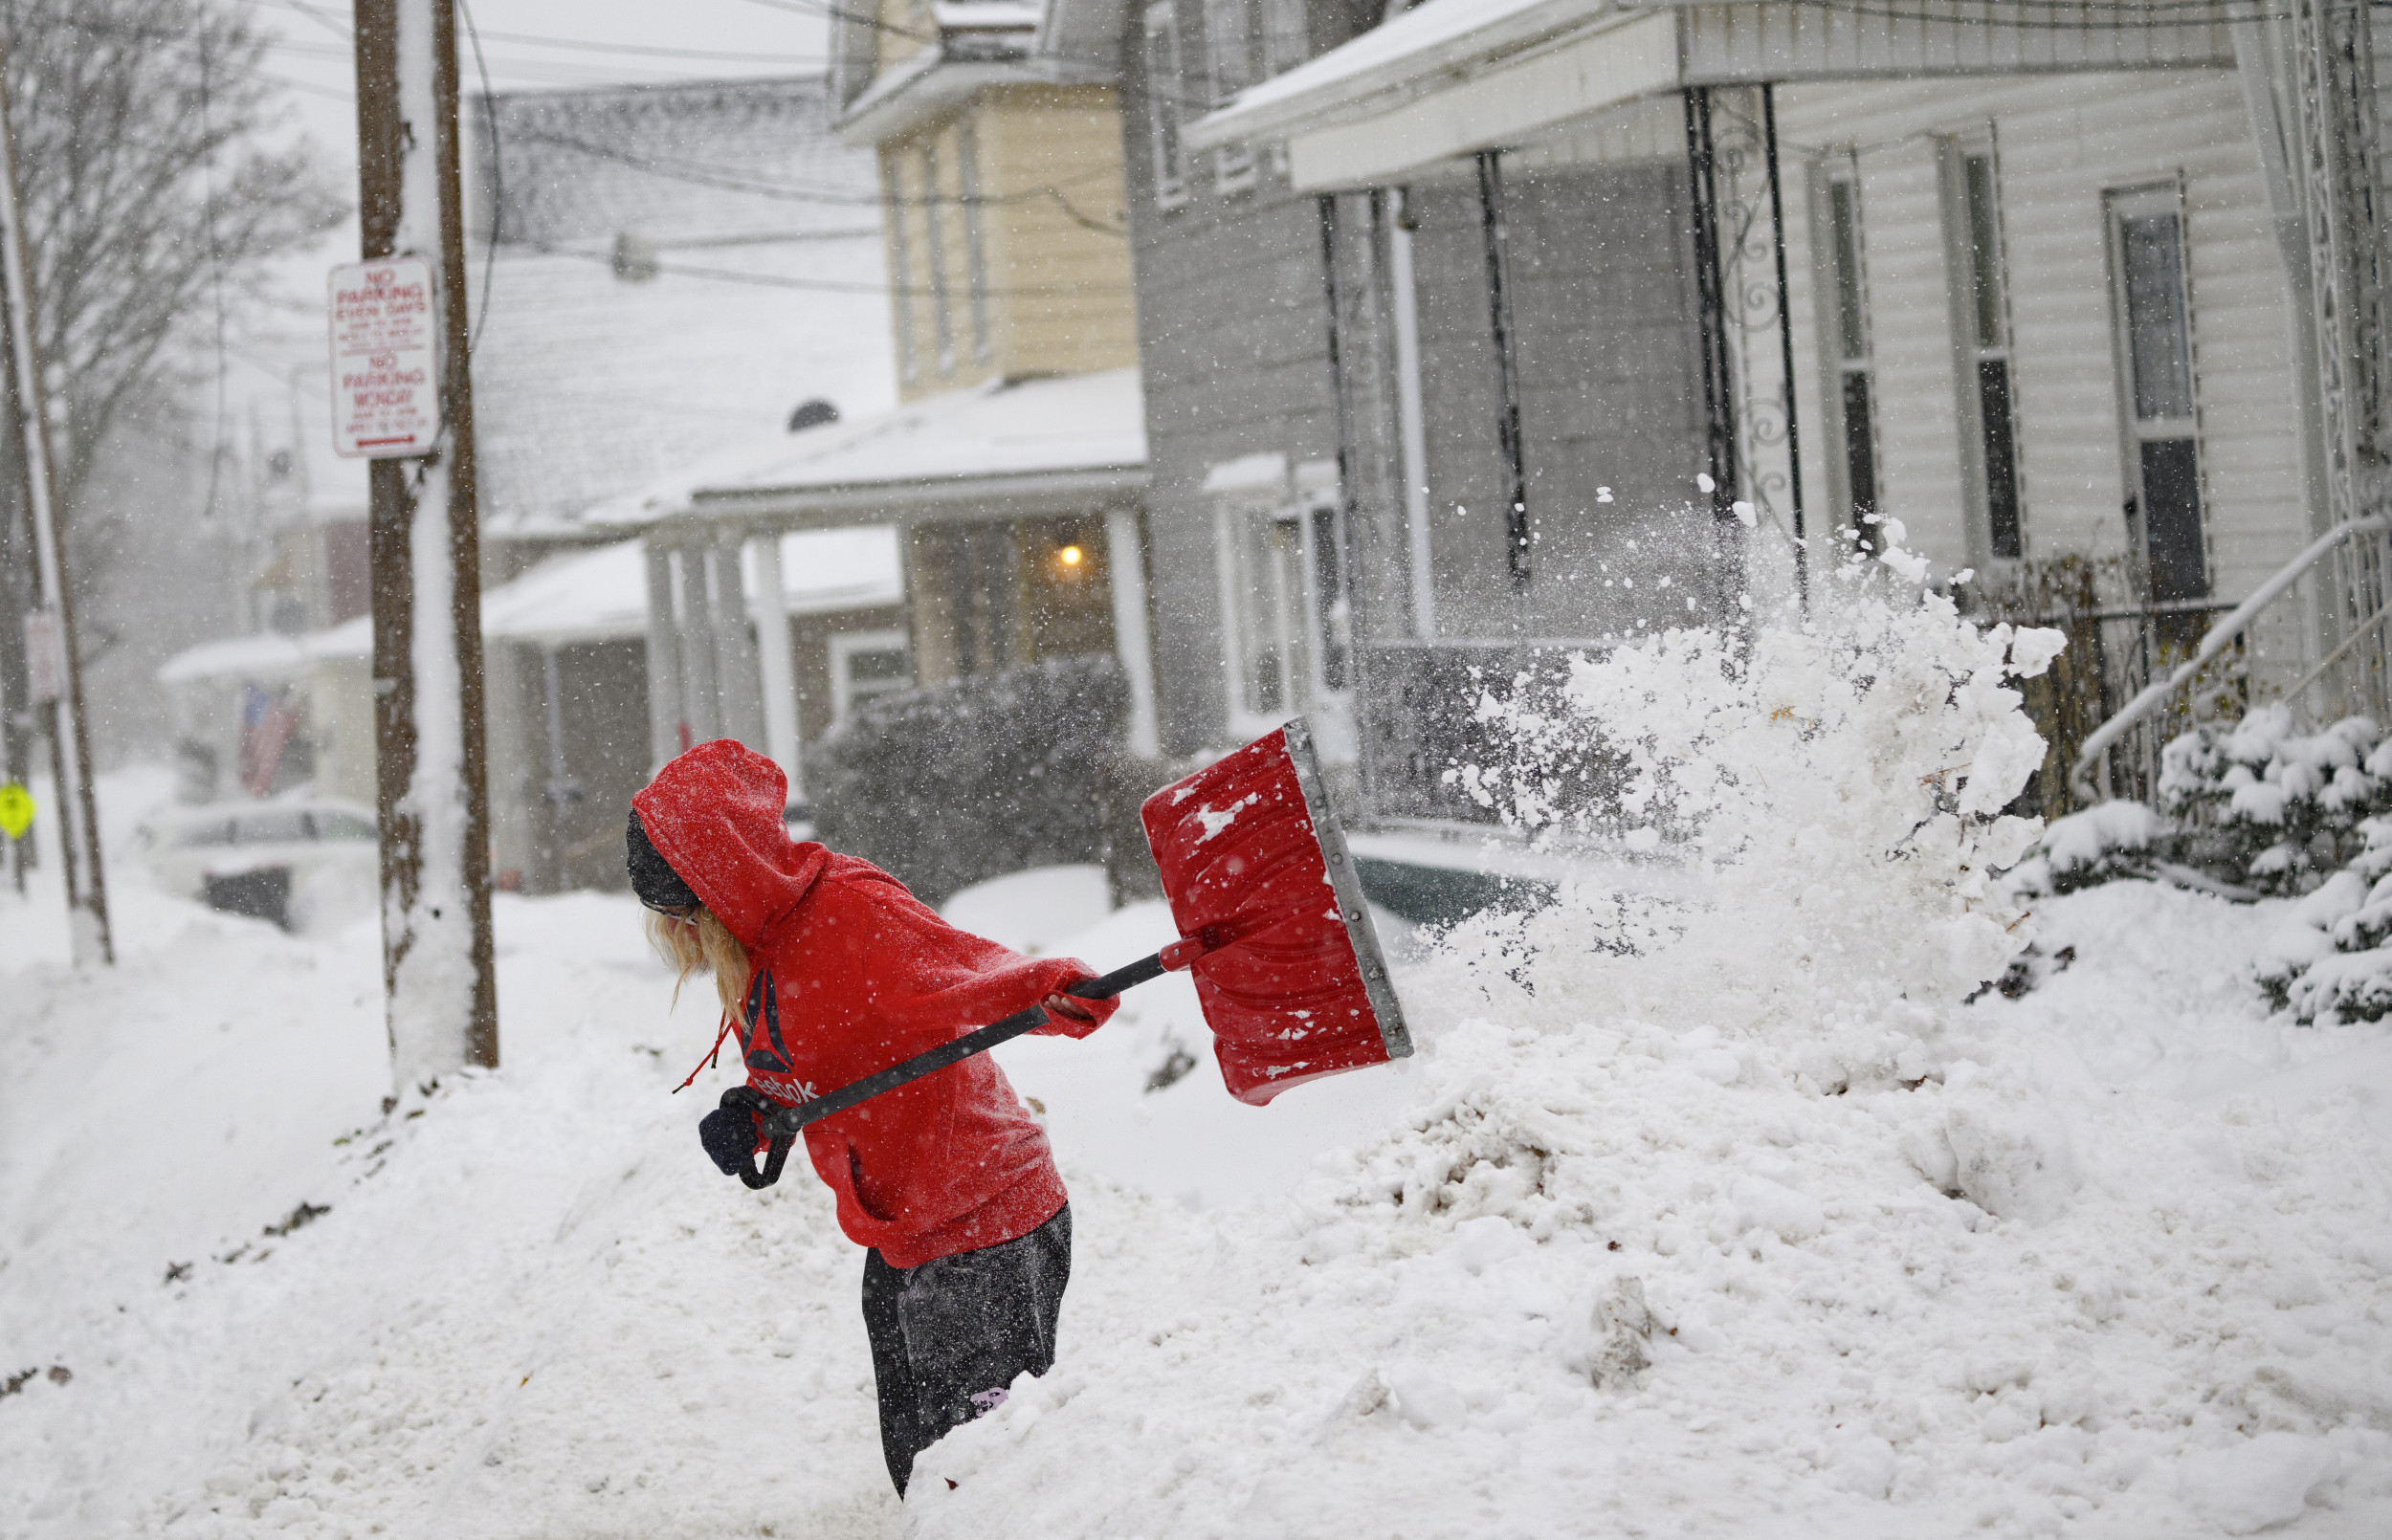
[
  {"xmin": 627, "ymin": 739, "xmax": 1120, "ymax": 1496},
  {"xmin": 624, "ymin": 725, "xmax": 1411, "ymax": 1503}
]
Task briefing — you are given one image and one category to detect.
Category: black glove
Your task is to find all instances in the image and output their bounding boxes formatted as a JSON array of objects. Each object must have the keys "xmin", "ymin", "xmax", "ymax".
[{"xmin": 698, "ymin": 1104, "xmax": 761, "ymax": 1177}]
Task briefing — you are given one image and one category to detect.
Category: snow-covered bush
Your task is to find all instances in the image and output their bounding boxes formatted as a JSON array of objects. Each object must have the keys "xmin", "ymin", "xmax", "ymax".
[
  {"xmin": 2254, "ymin": 815, "xmax": 2392, "ymax": 1022},
  {"xmin": 2010, "ymin": 800, "xmax": 2165, "ymax": 895},
  {"xmin": 807, "ymin": 655, "xmax": 1124, "ymax": 905},
  {"xmin": 2158, "ymin": 703, "xmax": 2391, "ymax": 893}
]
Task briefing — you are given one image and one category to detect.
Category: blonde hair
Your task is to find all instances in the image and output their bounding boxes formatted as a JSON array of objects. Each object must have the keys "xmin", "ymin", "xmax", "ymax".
[{"xmin": 647, "ymin": 905, "xmax": 753, "ymax": 1024}]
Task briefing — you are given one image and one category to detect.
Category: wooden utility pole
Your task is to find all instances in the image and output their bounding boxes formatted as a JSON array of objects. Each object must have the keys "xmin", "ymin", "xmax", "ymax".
[
  {"xmin": 0, "ymin": 51, "xmax": 110, "ymax": 963},
  {"xmin": 350, "ymin": 0, "xmax": 498, "ymax": 1083}
]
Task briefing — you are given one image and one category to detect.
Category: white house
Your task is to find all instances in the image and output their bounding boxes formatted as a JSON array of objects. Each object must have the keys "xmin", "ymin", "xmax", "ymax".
[{"xmin": 1193, "ymin": 0, "xmax": 2392, "ymax": 803}]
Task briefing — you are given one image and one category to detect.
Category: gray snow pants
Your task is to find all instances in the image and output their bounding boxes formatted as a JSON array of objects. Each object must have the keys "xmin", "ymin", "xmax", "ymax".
[{"xmin": 861, "ymin": 1201, "xmax": 1071, "ymax": 1497}]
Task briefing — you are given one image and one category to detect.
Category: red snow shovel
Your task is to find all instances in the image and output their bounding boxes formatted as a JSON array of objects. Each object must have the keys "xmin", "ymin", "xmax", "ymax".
[{"xmin": 728, "ymin": 717, "xmax": 1411, "ymax": 1188}]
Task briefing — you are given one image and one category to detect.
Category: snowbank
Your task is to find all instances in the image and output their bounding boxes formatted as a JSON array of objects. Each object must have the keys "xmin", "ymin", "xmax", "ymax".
[
  {"xmin": 901, "ymin": 565, "xmax": 2392, "ymax": 1537},
  {"xmin": 10, "ymin": 555, "xmax": 2392, "ymax": 1538}
]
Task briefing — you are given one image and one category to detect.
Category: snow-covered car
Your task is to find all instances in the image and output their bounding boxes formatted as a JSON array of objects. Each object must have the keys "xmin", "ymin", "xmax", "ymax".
[{"xmin": 140, "ymin": 799, "xmax": 379, "ymax": 932}]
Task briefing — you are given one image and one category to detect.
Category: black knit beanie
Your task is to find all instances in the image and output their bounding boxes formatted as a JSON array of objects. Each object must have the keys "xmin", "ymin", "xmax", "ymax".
[{"xmin": 626, "ymin": 809, "xmax": 698, "ymax": 913}]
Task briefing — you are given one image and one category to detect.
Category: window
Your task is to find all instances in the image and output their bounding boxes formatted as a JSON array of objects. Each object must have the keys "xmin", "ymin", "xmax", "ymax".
[
  {"xmin": 2107, "ymin": 186, "xmax": 2206, "ymax": 605},
  {"xmin": 1262, "ymin": 0, "xmax": 1308, "ymax": 75},
  {"xmin": 919, "ymin": 143, "xmax": 954, "ymax": 373},
  {"xmin": 884, "ymin": 162, "xmax": 917, "ymax": 382},
  {"xmin": 956, "ymin": 120, "xmax": 993, "ymax": 363},
  {"xmin": 1203, "ymin": 0, "xmax": 1255, "ymax": 193},
  {"xmin": 1211, "ymin": 457, "xmax": 1348, "ymax": 728},
  {"xmin": 1953, "ymin": 145, "xmax": 2023, "ymax": 561},
  {"xmin": 829, "ymin": 629, "xmax": 915, "ymax": 721},
  {"xmin": 1143, "ymin": 5, "xmax": 1186, "ymax": 211},
  {"xmin": 1820, "ymin": 165, "xmax": 1881, "ymax": 544}
]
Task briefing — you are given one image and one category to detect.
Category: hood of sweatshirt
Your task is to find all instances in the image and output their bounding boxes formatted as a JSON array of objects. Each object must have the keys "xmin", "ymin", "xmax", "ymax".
[{"xmin": 629, "ymin": 739, "xmax": 829, "ymax": 949}]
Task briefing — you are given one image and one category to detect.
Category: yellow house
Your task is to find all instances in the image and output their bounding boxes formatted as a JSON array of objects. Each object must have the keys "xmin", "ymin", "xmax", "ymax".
[{"xmin": 826, "ymin": 1, "xmax": 1151, "ymax": 700}]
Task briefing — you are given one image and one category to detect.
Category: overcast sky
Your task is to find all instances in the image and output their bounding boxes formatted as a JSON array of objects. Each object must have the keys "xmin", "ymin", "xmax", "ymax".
[{"xmin": 254, "ymin": 0, "xmax": 833, "ymax": 144}]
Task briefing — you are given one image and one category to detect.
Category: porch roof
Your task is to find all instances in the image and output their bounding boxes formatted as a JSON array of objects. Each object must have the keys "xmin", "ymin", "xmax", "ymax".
[
  {"xmin": 590, "ymin": 368, "xmax": 1148, "ymax": 536},
  {"xmin": 155, "ymin": 632, "xmax": 311, "ymax": 687},
  {"xmin": 479, "ymin": 533, "xmax": 905, "ymax": 649},
  {"xmin": 1191, "ymin": 0, "xmax": 2241, "ymax": 191}
]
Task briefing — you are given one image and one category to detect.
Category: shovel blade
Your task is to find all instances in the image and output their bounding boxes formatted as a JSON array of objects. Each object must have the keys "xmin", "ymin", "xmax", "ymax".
[{"xmin": 1141, "ymin": 718, "xmax": 1411, "ymax": 1105}]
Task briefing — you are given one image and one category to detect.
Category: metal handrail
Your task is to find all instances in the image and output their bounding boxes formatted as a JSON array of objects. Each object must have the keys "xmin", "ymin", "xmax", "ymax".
[{"xmin": 2071, "ymin": 516, "xmax": 2392, "ymax": 789}]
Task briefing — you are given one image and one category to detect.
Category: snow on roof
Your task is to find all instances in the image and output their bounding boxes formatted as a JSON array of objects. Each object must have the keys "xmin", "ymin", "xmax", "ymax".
[
  {"xmin": 304, "ymin": 615, "xmax": 372, "ymax": 664},
  {"xmin": 231, "ymin": 531, "xmax": 906, "ymax": 668},
  {"xmin": 592, "ymin": 368, "xmax": 1146, "ymax": 529},
  {"xmin": 468, "ymin": 78, "xmax": 898, "ymax": 542},
  {"xmin": 1201, "ymin": 452, "xmax": 1289, "ymax": 495},
  {"xmin": 155, "ymin": 632, "xmax": 311, "ymax": 686},
  {"xmin": 479, "ymin": 541, "xmax": 653, "ymax": 647},
  {"xmin": 1188, "ymin": 0, "xmax": 1596, "ymax": 148},
  {"xmin": 481, "ymin": 532, "xmax": 905, "ymax": 647}
]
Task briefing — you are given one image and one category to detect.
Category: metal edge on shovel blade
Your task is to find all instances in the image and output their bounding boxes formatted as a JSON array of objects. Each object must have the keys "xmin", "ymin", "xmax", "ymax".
[{"xmin": 1281, "ymin": 717, "xmax": 1412, "ymax": 1061}]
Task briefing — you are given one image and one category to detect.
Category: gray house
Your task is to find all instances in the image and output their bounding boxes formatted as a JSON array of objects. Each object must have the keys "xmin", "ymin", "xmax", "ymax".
[
  {"xmin": 1191, "ymin": 0, "xmax": 2392, "ymax": 813},
  {"xmin": 1063, "ymin": 0, "xmax": 1720, "ymax": 833}
]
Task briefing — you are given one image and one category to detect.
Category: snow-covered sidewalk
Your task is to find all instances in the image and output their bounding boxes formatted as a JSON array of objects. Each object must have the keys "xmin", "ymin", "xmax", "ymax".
[{"xmin": 6, "ymin": 765, "xmax": 2392, "ymax": 1537}]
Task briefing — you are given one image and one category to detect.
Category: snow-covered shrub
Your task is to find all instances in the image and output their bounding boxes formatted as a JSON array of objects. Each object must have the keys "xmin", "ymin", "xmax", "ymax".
[
  {"xmin": 2010, "ymin": 800, "xmax": 2165, "ymax": 895},
  {"xmin": 807, "ymin": 655, "xmax": 1124, "ymax": 905},
  {"xmin": 2158, "ymin": 703, "xmax": 2390, "ymax": 893},
  {"xmin": 2254, "ymin": 816, "xmax": 2392, "ymax": 1022}
]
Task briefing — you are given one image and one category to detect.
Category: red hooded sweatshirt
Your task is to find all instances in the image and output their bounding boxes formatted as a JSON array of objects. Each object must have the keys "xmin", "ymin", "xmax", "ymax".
[{"xmin": 632, "ymin": 739, "xmax": 1119, "ymax": 1268}]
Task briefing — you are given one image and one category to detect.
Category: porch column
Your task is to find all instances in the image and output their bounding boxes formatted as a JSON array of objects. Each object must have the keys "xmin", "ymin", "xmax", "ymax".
[
  {"xmin": 1473, "ymin": 151, "xmax": 1529, "ymax": 590},
  {"xmin": 1105, "ymin": 507, "xmax": 1161, "ymax": 759},
  {"xmin": 1388, "ymin": 196, "xmax": 1437, "ymax": 640},
  {"xmin": 748, "ymin": 531, "xmax": 804, "ymax": 802},
  {"xmin": 676, "ymin": 542, "xmax": 721, "ymax": 745},
  {"xmin": 641, "ymin": 539, "xmax": 686, "ymax": 769},
  {"xmin": 707, "ymin": 537, "xmax": 766, "ymax": 752},
  {"xmin": 1683, "ymin": 86, "xmax": 1747, "ymax": 613},
  {"xmin": 538, "ymin": 643, "xmax": 577, "ymax": 892}
]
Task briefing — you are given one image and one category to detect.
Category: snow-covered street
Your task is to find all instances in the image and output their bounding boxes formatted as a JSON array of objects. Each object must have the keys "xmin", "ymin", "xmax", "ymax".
[{"xmin": 6, "ymin": 755, "xmax": 2392, "ymax": 1538}]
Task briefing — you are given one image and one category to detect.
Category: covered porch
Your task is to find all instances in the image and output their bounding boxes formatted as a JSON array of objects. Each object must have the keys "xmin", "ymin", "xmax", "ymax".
[
  {"xmin": 1193, "ymin": 0, "xmax": 2392, "ymax": 814},
  {"xmin": 592, "ymin": 367, "xmax": 1161, "ymax": 802}
]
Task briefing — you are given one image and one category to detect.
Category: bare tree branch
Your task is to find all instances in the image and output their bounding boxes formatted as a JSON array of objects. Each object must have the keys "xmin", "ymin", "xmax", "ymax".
[{"xmin": 3, "ymin": 0, "xmax": 346, "ymax": 522}]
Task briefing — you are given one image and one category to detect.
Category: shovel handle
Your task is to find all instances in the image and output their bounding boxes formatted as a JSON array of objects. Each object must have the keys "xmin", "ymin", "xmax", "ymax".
[{"xmin": 736, "ymin": 948, "xmax": 1178, "ymax": 1182}]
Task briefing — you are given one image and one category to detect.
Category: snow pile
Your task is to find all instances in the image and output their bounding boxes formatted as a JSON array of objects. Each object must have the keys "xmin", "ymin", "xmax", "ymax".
[
  {"xmin": 2160, "ymin": 705, "xmax": 2391, "ymax": 893},
  {"xmin": 904, "ymin": 561, "xmax": 2392, "ymax": 1536},
  {"xmin": 12, "ymin": 552, "xmax": 2392, "ymax": 1539}
]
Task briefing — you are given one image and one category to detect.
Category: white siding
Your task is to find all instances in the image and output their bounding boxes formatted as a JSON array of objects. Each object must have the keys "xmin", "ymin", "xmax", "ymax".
[
  {"xmin": 1774, "ymin": 69, "xmax": 2304, "ymax": 638},
  {"xmin": 1857, "ymin": 135, "xmax": 1969, "ymax": 571}
]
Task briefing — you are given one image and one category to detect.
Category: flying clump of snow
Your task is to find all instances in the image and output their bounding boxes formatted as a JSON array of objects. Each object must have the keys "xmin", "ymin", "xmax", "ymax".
[
  {"xmin": 910, "ymin": 550, "xmax": 2392, "ymax": 1537},
  {"xmin": 1439, "ymin": 549, "xmax": 2060, "ymax": 1084}
]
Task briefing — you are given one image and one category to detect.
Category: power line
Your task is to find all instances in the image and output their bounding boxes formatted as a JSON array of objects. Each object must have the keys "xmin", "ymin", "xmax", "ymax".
[
  {"xmin": 498, "ymin": 125, "xmax": 1126, "ymax": 231},
  {"xmin": 503, "ymin": 235, "xmax": 1133, "ymax": 297},
  {"xmin": 461, "ymin": 0, "xmax": 499, "ymax": 356},
  {"xmin": 245, "ymin": 0, "xmax": 837, "ymax": 60}
]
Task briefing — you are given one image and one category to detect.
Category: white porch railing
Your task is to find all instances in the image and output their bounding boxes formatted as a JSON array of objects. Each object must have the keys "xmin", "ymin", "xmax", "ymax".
[{"xmin": 2071, "ymin": 516, "xmax": 2392, "ymax": 801}]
